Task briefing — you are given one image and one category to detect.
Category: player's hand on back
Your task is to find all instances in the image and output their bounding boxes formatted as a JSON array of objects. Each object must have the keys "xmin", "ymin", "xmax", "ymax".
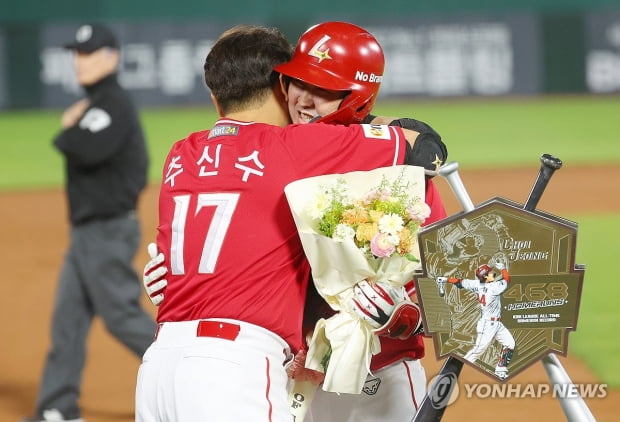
[{"xmin": 143, "ymin": 242, "xmax": 168, "ymax": 306}]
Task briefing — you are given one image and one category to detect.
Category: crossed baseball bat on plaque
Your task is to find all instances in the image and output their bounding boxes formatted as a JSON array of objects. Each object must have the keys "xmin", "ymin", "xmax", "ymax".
[{"xmin": 413, "ymin": 155, "xmax": 594, "ymax": 421}]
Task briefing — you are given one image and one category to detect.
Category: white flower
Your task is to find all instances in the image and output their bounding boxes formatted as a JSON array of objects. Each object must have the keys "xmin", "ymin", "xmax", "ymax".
[
  {"xmin": 333, "ymin": 179, "xmax": 353, "ymax": 206},
  {"xmin": 378, "ymin": 213, "xmax": 404, "ymax": 236},
  {"xmin": 308, "ymin": 191, "xmax": 330, "ymax": 219},
  {"xmin": 340, "ymin": 195, "xmax": 353, "ymax": 207},
  {"xmin": 332, "ymin": 224, "xmax": 356, "ymax": 242},
  {"xmin": 387, "ymin": 233, "xmax": 401, "ymax": 246}
]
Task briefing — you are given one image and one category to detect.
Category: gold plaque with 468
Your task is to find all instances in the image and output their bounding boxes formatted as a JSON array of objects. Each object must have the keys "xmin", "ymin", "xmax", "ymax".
[{"xmin": 415, "ymin": 197, "xmax": 585, "ymax": 381}]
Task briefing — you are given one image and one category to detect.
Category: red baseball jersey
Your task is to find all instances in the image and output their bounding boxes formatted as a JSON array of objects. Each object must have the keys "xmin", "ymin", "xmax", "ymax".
[{"xmin": 155, "ymin": 119, "xmax": 408, "ymax": 352}]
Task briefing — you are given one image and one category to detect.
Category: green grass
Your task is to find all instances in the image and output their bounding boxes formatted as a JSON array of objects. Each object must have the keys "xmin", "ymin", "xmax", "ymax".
[
  {"xmin": 1, "ymin": 95, "xmax": 618, "ymax": 385},
  {"xmin": 141, "ymin": 107, "xmax": 218, "ymax": 183},
  {"xmin": 2, "ymin": 110, "xmax": 66, "ymax": 190},
  {"xmin": 0, "ymin": 106, "xmax": 219, "ymax": 191},
  {"xmin": 570, "ymin": 213, "xmax": 620, "ymax": 386},
  {"xmin": 372, "ymin": 95, "xmax": 620, "ymax": 168},
  {"xmin": 2, "ymin": 95, "xmax": 619, "ymax": 190}
]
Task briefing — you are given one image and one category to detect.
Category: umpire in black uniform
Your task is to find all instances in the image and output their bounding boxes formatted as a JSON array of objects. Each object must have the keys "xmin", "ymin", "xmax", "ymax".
[{"xmin": 24, "ymin": 24, "xmax": 157, "ymax": 422}]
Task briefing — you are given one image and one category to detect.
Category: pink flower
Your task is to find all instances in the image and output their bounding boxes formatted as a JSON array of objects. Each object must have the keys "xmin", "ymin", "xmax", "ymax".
[
  {"xmin": 407, "ymin": 202, "xmax": 431, "ymax": 223},
  {"xmin": 370, "ymin": 233, "xmax": 396, "ymax": 257}
]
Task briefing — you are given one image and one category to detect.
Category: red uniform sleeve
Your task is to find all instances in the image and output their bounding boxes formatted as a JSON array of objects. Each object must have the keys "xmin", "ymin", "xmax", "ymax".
[
  {"xmin": 423, "ymin": 178, "xmax": 447, "ymax": 226},
  {"xmin": 282, "ymin": 123, "xmax": 408, "ymax": 176}
]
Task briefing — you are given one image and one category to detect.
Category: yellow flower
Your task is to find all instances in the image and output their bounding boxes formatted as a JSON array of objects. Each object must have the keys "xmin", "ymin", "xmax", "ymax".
[
  {"xmin": 397, "ymin": 227, "xmax": 413, "ymax": 253},
  {"xmin": 341, "ymin": 207, "xmax": 369, "ymax": 225},
  {"xmin": 368, "ymin": 210, "xmax": 384, "ymax": 223},
  {"xmin": 356, "ymin": 223, "xmax": 378, "ymax": 243}
]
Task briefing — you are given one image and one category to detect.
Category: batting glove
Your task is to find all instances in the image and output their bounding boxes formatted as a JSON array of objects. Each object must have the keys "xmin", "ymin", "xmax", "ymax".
[
  {"xmin": 143, "ymin": 242, "xmax": 168, "ymax": 306},
  {"xmin": 349, "ymin": 280, "xmax": 408, "ymax": 329},
  {"xmin": 495, "ymin": 262, "xmax": 505, "ymax": 271},
  {"xmin": 373, "ymin": 300, "xmax": 422, "ymax": 340}
]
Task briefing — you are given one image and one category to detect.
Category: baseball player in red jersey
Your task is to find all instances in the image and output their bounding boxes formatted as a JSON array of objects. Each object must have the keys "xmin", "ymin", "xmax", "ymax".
[
  {"xmin": 439, "ymin": 263, "xmax": 516, "ymax": 379},
  {"xmin": 136, "ymin": 25, "xmax": 443, "ymax": 422},
  {"xmin": 275, "ymin": 22, "xmax": 447, "ymax": 421}
]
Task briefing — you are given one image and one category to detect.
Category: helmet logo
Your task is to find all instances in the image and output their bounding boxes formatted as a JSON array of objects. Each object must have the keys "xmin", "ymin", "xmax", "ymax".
[{"xmin": 308, "ymin": 35, "xmax": 333, "ymax": 63}]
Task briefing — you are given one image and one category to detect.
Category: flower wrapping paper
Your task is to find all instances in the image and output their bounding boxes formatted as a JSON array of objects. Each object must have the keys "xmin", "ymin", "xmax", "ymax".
[{"xmin": 284, "ymin": 165, "xmax": 426, "ymax": 394}]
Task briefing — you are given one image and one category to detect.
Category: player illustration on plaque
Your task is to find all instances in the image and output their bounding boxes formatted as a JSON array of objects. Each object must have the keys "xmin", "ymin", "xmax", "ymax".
[
  {"xmin": 436, "ymin": 261, "xmax": 515, "ymax": 379},
  {"xmin": 415, "ymin": 197, "xmax": 585, "ymax": 381}
]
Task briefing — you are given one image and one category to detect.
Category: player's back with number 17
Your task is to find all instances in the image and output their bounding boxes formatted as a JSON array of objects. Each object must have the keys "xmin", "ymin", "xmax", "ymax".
[{"xmin": 156, "ymin": 117, "xmax": 408, "ymax": 352}]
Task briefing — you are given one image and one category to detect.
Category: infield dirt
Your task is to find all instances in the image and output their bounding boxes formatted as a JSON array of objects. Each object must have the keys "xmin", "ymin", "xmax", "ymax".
[{"xmin": 2, "ymin": 164, "xmax": 618, "ymax": 422}]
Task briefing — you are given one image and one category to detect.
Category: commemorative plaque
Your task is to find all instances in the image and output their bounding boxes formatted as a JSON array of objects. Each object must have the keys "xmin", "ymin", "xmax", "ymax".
[{"xmin": 415, "ymin": 197, "xmax": 585, "ymax": 381}]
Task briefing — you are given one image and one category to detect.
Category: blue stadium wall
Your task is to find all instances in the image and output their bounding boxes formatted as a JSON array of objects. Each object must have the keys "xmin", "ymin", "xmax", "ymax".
[{"xmin": 1, "ymin": 0, "xmax": 619, "ymax": 109}]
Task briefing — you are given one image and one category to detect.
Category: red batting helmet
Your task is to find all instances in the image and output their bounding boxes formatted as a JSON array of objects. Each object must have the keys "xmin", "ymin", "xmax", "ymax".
[
  {"xmin": 274, "ymin": 21, "xmax": 384, "ymax": 125},
  {"xmin": 475, "ymin": 264, "xmax": 493, "ymax": 282}
]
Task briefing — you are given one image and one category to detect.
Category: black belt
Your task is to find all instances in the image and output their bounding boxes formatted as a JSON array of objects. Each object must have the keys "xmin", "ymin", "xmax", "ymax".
[{"xmin": 74, "ymin": 210, "xmax": 136, "ymax": 226}]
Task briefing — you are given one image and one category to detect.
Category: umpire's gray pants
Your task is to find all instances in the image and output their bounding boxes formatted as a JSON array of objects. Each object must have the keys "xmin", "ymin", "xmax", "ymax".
[{"xmin": 35, "ymin": 214, "xmax": 157, "ymax": 419}]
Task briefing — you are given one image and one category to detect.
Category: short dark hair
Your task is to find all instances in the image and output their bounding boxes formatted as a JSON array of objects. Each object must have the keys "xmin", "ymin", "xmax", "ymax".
[{"xmin": 204, "ymin": 25, "xmax": 293, "ymax": 114}]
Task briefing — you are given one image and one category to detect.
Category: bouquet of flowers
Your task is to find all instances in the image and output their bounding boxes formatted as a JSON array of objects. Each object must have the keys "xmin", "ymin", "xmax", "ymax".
[
  {"xmin": 310, "ymin": 169, "xmax": 429, "ymax": 264},
  {"xmin": 284, "ymin": 165, "xmax": 428, "ymax": 399}
]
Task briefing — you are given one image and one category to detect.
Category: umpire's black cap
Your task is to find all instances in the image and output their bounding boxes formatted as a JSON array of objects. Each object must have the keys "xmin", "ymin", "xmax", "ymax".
[{"xmin": 64, "ymin": 24, "xmax": 119, "ymax": 53}]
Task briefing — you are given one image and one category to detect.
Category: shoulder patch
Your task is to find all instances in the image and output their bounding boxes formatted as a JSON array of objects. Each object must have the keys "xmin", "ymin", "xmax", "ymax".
[
  {"xmin": 361, "ymin": 124, "xmax": 392, "ymax": 140},
  {"xmin": 208, "ymin": 125, "xmax": 239, "ymax": 139},
  {"xmin": 79, "ymin": 108, "xmax": 111, "ymax": 133}
]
